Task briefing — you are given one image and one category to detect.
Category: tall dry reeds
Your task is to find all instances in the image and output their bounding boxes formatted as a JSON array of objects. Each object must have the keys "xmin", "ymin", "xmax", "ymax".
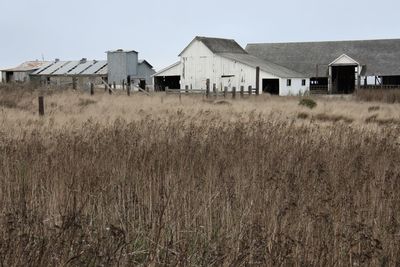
[{"xmin": 1, "ymin": 106, "xmax": 400, "ymax": 266}]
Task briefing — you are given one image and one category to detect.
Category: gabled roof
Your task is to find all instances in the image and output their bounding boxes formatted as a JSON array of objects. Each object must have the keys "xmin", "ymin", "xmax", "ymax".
[
  {"xmin": 246, "ymin": 38, "xmax": 400, "ymax": 77},
  {"xmin": 2, "ymin": 61, "xmax": 51, "ymax": 72},
  {"xmin": 139, "ymin": 59, "xmax": 153, "ymax": 68},
  {"xmin": 219, "ymin": 53, "xmax": 305, "ymax": 78},
  {"xmin": 153, "ymin": 61, "xmax": 181, "ymax": 77},
  {"xmin": 179, "ymin": 36, "xmax": 247, "ymax": 56}
]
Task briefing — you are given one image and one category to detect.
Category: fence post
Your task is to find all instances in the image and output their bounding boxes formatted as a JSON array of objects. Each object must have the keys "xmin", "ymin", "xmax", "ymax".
[
  {"xmin": 113, "ymin": 81, "xmax": 116, "ymax": 89},
  {"xmin": 185, "ymin": 85, "xmax": 189, "ymax": 94},
  {"xmin": 38, "ymin": 96, "xmax": 44, "ymax": 116},
  {"xmin": 240, "ymin": 86, "xmax": 244, "ymax": 98},
  {"xmin": 248, "ymin": 86, "xmax": 252, "ymax": 96},
  {"xmin": 213, "ymin": 84, "xmax": 217, "ymax": 98},
  {"xmin": 256, "ymin": 66, "xmax": 260, "ymax": 95},
  {"xmin": 232, "ymin": 86, "xmax": 236, "ymax": 99},
  {"xmin": 90, "ymin": 83, "xmax": 94, "ymax": 95},
  {"xmin": 72, "ymin": 78, "xmax": 77, "ymax": 90},
  {"xmin": 224, "ymin": 86, "xmax": 228, "ymax": 98},
  {"xmin": 179, "ymin": 89, "xmax": 182, "ymax": 103},
  {"xmin": 122, "ymin": 80, "xmax": 125, "ymax": 91},
  {"xmin": 206, "ymin": 79, "xmax": 210, "ymax": 98}
]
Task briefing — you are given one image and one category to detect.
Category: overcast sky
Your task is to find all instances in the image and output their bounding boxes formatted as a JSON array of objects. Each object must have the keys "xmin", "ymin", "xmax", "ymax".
[{"xmin": 1, "ymin": 0, "xmax": 399, "ymax": 70}]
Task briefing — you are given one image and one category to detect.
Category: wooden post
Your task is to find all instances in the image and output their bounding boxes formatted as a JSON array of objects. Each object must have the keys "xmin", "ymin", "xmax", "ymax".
[
  {"xmin": 256, "ymin": 66, "xmax": 260, "ymax": 95},
  {"xmin": 185, "ymin": 85, "xmax": 189, "ymax": 94},
  {"xmin": 179, "ymin": 89, "xmax": 182, "ymax": 103},
  {"xmin": 240, "ymin": 86, "xmax": 244, "ymax": 97},
  {"xmin": 206, "ymin": 79, "xmax": 210, "ymax": 98},
  {"xmin": 248, "ymin": 86, "xmax": 252, "ymax": 96},
  {"xmin": 232, "ymin": 86, "xmax": 236, "ymax": 99},
  {"xmin": 38, "ymin": 96, "xmax": 44, "ymax": 116},
  {"xmin": 90, "ymin": 83, "xmax": 94, "ymax": 95},
  {"xmin": 122, "ymin": 80, "xmax": 125, "ymax": 90},
  {"xmin": 113, "ymin": 81, "xmax": 116, "ymax": 89},
  {"xmin": 213, "ymin": 84, "xmax": 217, "ymax": 98},
  {"xmin": 127, "ymin": 75, "xmax": 131, "ymax": 94},
  {"xmin": 72, "ymin": 78, "xmax": 77, "ymax": 90},
  {"xmin": 224, "ymin": 86, "xmax": 228, "ymax": 98},
  {"xmin": 104, "ymin": 83, "xmax": 107, "ymax": 92}
]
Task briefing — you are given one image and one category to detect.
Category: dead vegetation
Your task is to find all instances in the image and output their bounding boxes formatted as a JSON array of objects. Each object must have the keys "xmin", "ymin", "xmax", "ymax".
[
  {"xmin": 0, "ymin": 87, "xmax": 400, "ymax": 266},
  {"xmin": 355, "ymin": 89, "xmax": 400, "ymax": 103}
]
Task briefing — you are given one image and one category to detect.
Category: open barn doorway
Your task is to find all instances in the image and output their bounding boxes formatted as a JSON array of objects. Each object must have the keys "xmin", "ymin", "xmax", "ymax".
[
  {"xmin": 331, "ymin": 65, "xmax": 357, "ymax": 94},
  {"xmin": 262, "ymin": 79, "xmax": 279, "ymax": 95},
  {"xmin": 154, "ymin": 76, "xmax": 181, "ymax": 91}
]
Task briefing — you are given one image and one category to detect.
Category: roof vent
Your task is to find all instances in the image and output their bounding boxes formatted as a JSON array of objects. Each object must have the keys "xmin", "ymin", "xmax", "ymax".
[
  {"xmin": 55, "ymin": 58, "xmax": 60, "ymax": 62},
  {"xmin": 80, "ymin": 58, "xmax": 87, "ymax": 63}
]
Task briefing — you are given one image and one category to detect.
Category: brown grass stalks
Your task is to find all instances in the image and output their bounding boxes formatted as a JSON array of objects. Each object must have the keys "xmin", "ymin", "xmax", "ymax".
[
  {"xmin": 0, "ymin": 88, "xmax": 400, "ymax": 266},
  {"xmin": 355, "ymin": 89, "xmax": 400, "ymax": 103}
]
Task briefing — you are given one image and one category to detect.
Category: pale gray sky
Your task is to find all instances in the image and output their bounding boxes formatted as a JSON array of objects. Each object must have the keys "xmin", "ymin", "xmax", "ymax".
[{"xmin": 1, "ymin": 0, "xmax": 399, "ymax": 70}]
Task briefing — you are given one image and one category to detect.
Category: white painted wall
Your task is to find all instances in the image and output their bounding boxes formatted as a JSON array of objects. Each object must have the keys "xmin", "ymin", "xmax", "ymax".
[
  {"xmin": 279, "ymin": 78, "xmax": 309, "ymax": 96},
  {"xmin": 180, "ymin": 40, "xmax": 309, "ymax": 96}
]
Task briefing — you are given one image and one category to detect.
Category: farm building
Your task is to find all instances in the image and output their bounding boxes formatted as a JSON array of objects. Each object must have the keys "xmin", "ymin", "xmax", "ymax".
[
  {"xmin": 1, "ymin": 61, "xmax": 49, "ymax": 83},
  {"xmin": 154, "ymin": 37, "xmax": 309, "ymax": 96},
  {"xmin": 3, "ymin": 49, "xmax": 155, "ymax": 90},
  {"xmin": 246, "ymin": 39, "xmax": 400, "ymax": 94}
]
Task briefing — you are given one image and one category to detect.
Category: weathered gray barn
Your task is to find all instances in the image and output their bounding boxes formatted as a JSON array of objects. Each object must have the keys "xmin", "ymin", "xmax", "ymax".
[
  {"xmin": 246, "ymin": 39, "xmax": 400, "ymax": 94},
  {"xmin": 30, "ymin": 59, "xmax": 108, "ymax": 89},
  {"xmin": 1, "ymin": 61, "xmax": 49, "ymax": 83},
  {"xmin": 3, "ymin": 49, "xmax": 155, "ymax": 90}
]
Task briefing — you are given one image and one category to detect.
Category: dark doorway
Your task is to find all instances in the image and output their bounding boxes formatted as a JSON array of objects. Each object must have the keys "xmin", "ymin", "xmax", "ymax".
[
  {"xmin": 154, "ymin": 76, "xmax": 181, "ymax": 91},
  {"xmin": 332, "ymin": 65, "xmax": 356, "ymax": 94},
  {"xmin": 139, "ymin": 80, "xmax": 146, "ymax": 90},
  {"xmin": 262, "ymin": 79, "xmax": 279, "ymax": 95},
  {"xmin": 382, "ymin": 76, "xmax": 400, "ymax": 86},
  {"xmin": 5, "ymin": 72, "xmax": 14, "ymax": 83}
]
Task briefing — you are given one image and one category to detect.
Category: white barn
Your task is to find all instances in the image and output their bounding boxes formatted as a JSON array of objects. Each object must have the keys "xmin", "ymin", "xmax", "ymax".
[{"xmin": 154, "ymin": 37, "xmax": 309, "ymax": 96}]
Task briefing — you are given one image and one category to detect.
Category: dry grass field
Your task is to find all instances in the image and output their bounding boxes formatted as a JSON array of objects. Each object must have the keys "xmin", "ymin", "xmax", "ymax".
[{"xmin": 1, "ymin": 85, "xmax": 400, "ymax": 266}]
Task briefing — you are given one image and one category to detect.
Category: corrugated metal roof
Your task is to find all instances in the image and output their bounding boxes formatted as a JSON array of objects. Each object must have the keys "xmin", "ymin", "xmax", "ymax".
[
  {"xmin": 68, "ymin": 60, "xmax": 96, "ymax": 75},
  {"xmin": 38, "ymin": 61, "xmax": 68, "ymax": 75},
  {"xmin": 52, "ymin": 61, "xmax": 80, "ymax": 75},
  {"xmin": 246, "ymin": 39, "xmax": 400, "ymax": 77},
  {"xmin": 219, "ymin": 53, "xmax": 305, "ymax": 78},
  {"xmin": 2, "ymin": 61, "xmax": 50, "ymax": 72},
  {"xmin": 80, "ymin": 60, "xmax": 107, "ymax": 75}
]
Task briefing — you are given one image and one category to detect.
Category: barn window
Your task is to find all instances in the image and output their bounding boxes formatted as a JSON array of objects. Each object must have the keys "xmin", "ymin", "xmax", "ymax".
[
  {"xmin": 287, "ymin": 79, "xmax": 292, "ymax": 86},
  {"xmin": 302, "ymin": 79, "xmax": 306, "ymax": 86}
]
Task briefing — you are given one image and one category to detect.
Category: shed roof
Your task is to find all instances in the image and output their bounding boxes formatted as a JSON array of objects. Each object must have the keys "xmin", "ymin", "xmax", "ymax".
[
  {"xmin": 139, "ymin": 59, "xmax": 153, "ymax": 68},
  {"xmin": 153, "ymin": 61, "xmax": 181, "ymax": 77},
  {"xmin": 2, "ymin": 61, "xmax": 50, "ymax": 72},
  {"xmin": 179, "ymin": 36, "xmax": 247, "ymax": 56},
  {"xmin": 246, "ymin": 38, "xmax": 400, "ymax": 77},
  {"xmin": 219, "ymin": 53, "xmax": 305, "ymax": 78},
  {"xmin": 32, "ymin": 60, "xmax": 108, "ymax": 76}
]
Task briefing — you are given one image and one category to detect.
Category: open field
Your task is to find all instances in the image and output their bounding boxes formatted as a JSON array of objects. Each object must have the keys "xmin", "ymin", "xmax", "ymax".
[{"xmin": 1, "ymin": 86, "xmax": 400, "ymax": 266}]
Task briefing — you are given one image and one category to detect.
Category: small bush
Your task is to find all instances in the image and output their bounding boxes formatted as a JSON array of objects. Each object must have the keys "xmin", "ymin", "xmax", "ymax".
[
  {"xmin": 297, "ymin": 112, "xmax": 309, "ymax": 119},
  {"xmin": 0, "ymin": 99, "xmax": 17, "ymax": 109},
  {"xmin": 299, "ymin": 98, "xmax": 317, "ymax": 109},
  {"xmin": 368, "ymin": 106, "xmax": 380, "ymax": 112},
  {"xmin": 78, "ymin": 98, "xmax": 97, "ymax": 107}
]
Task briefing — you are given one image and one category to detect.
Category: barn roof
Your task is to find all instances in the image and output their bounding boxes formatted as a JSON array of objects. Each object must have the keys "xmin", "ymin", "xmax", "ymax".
[
  {"xmin": 2, "ymin": 61, "xmax": 51, "ymax": 72},
  {"xmin": 32, "ymin": 60, "xmax": 108, "ymax": 76},
  {"xmin": 219, "ymin": 53, "xmax": 305, "ymax": 78},
  {"xmin": 179, "ymin": 36, "xmax": 247, "ymax": 56},
  {"xmin": 246, "ymin": 38, "xmax": 400, "ymax": 77}
]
